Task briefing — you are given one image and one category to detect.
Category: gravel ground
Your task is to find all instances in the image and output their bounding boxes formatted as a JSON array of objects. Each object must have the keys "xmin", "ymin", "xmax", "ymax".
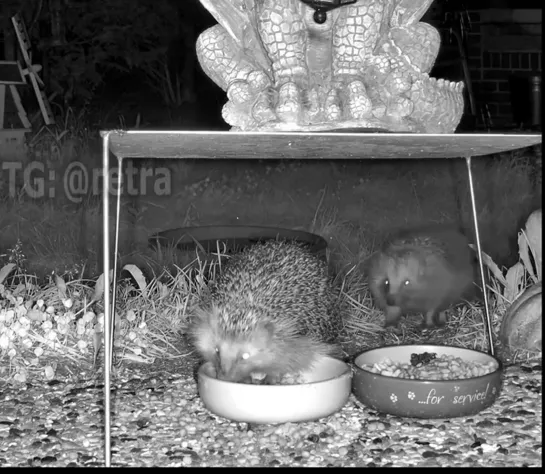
[{"xmin": 0, "ymin": 362, "xmax": 541, "ymax": 467}]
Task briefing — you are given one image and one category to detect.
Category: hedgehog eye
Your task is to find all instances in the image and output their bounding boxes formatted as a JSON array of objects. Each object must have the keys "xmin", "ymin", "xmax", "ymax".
[
  {"xmin": 384, "ymin": 279, "xmax": 390, "ymax": 287},
  {"xmin": 215, "ymin": 346, "xmax": 220, "ymax": 354},
  {"xmin": 241, "ymin": 352, "xmax": 250, "ymax": 360},
  {"xmin": 403, "ymin": 279, "xmax": 410, "ymax": 286}
]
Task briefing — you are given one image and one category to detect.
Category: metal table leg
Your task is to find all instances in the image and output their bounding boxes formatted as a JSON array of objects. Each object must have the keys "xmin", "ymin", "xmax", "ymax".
[
  {"xmin": 101, "ymin": 132, "xmax": 113, "ymax": 468},
  {"xmin": 101, "ymin": 133, "xmax": 126, "ymax": 468},
  {"xmin": 110, "ymin": 158, "xmax": 123, "ymax": 371},
  {"xmin": 465, "ymin": 155, "xmax": 495, "ymax": 356}
]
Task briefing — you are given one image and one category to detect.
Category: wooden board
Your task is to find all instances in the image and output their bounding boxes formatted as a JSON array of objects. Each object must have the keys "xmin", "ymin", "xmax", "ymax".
[
  {"xmin": 101, "ymin": 130, "xmax": 542, "ymax": 160},
  {"xmin": 0, "ymin": 60, "xmax": 26, "ymax": 84}
]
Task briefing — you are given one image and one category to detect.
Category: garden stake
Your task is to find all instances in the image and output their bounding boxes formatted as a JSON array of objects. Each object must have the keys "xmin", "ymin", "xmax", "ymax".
[
  {"xmin": 465, "ymin": 155, "xmax": 495, "ymax": 356},
  {"xmin": 102, "ymin": 131, "xmax": 113, "ymax": 468},
  {"xmin": 109, "ymin": 157, "xmax": 124, "ymax": 371}
]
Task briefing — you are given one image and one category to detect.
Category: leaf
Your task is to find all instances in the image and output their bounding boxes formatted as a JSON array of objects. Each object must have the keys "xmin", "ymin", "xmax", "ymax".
[
  {"xmin": 0, "ymin": 264, "xmax": 16, "ymax": 284},
  {"xmin": 521, "ymin": 209, "xmax": 542, "ymax": 282},
  {"xmin": 55, "ymin": 274, "xmax": 68, "ymax": 300},
  {"xmin": 468, "ymin": 244, "xmax": 507, "ymax": 287},
  {"xmin": 159, "ymin": 282, "xmax": 169, "ymax": 299},
  {"xmin": 93, "ymin": 329, "xmax": 103, "ymax": 366},
  {"xmin": 518, "ymin": 230, "xmax": 536, "ymax": 283},
  {"xmin": 122, "ymin": 353, "xmax": 154, "ymax": 364},
  {"xmin": 122, "ymin": 264, "xmax": 148, "ymax": 297},
  {"xmin": 26, "ymin": 309, "xmax": 45, "ymax": 322},
  {"xmin": 93, "ymin": 270, "xmax": 114, "ymax": 302},
  {"xmin": 505, "ymin": 262, "xmax": 526, "ymax": 303}
]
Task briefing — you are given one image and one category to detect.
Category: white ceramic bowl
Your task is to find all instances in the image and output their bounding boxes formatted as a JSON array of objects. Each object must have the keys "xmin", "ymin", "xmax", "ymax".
[{"xmin": 197, "ymin": 356, "xmax": 352, "ymax": 424}]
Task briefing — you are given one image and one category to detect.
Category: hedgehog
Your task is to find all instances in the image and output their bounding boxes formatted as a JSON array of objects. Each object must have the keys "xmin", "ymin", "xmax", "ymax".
[
  {"xmin": 367, "ymin": 225, "xmax": 475, "ymax": 329},
  {"xmin": 189, "ymin": 239, "xmax": 343, "ymax": 384}
]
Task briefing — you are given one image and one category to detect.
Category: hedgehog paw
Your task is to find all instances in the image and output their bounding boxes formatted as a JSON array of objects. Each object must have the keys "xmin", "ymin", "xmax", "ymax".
[
  {"xmin": 434, "ymin": 311, "xmax": 448, "ymax": 327},
  {"xmin": 384, "ymin": 306, "xmax": 402, "ymax": 328},
  {"xmin": 419, "ymin": 321, "xmax": 436, "ymax": 331},
  {"xmin": 423, "ymin": 310, "xmax": 443, "ymax": 329}
]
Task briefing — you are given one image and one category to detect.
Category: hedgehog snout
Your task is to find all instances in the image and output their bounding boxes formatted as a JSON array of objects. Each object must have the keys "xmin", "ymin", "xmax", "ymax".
[
  {"xmin": 383, "ymin": 277, "xmax": 411, "ymax": 307},
  {"xmin": 216, "ymin": 355, "xmax": 244, "ymax": 382},
  {"xmin": 383, "ymin": 281, "xmax": 398, "ymax": 306},
  {"xmin": 216, "ymin": 360, "xmax": 247, "ymax": 382},
  {"xmin": 214, "ymin": 345, "xmax": 258, "ymax": 383},
  {"xmin": 385, "ymin": 293, "xmax": 396, "ymax": 306},
  {"xmin": 386, "ymin": 288, "xmax": 409, "ymax": 307}
]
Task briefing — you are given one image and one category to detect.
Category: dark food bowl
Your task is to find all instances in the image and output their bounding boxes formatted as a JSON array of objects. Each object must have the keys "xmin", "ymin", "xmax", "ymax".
[
  {"xmin": 352, "ymin": 345, "xmax": 503, "ymax": 419},
  {"xmin": 149, "ymin": 225, "xmax": 328, "ymax": 261}
]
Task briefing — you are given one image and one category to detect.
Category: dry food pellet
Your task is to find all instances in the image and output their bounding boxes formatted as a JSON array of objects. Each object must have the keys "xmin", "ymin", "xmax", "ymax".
[{"xmin": 360, "ymin": 354, "xmax": 498, "ymax": 380}]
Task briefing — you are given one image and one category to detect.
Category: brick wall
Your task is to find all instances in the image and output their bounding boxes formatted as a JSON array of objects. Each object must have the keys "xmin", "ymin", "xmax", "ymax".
[{"xmin": 467, "ymin": 8, "xmax": 542, "ymax": 129}]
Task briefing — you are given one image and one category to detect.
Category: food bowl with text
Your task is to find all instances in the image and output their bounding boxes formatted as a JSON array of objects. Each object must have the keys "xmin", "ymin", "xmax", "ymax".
[
  {"xmin": 198, "ymin": 356, "xmax": 352, "ymax": 424},
  {"xmin": 352, "ymin": 345, "xmax": 503, "ymax": 419}
]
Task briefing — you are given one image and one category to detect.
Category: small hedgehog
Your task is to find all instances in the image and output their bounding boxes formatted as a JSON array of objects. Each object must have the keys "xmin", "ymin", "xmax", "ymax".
[
  {"xmin": 189, "ymin": 239, "xmax": 343, "ymax": 384},
  {"xmin": 367, "ymin": 225, "xmax": 475, "ymax": 329}
]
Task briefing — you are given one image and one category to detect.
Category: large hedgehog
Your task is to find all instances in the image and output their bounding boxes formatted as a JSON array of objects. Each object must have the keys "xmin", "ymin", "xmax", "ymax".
[
  {"xmin": 367, "ymin": 225, "xmax": 475, "ymax": 329},
  {"xmin": 189, "ymin": 240, "xmax": 343, "ymax": 384}
]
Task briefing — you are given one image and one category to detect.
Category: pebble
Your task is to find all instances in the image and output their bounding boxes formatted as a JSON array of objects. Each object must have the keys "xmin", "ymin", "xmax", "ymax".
[{"xmin": 0, "ymin": 364, "xmax": 540, "ymax": 467}]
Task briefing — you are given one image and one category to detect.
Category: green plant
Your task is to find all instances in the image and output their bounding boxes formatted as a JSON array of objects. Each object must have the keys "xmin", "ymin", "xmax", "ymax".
[
  {"xmin": 472, "ymin": 208, "xmax": 542, "ymax": 306},
  {"xmin": 34, "ymin": 0, "xmax": 185, "ymax": 109},
  {"xmin": 0, "ymin": 239, "xmax": 27, "ymax": 275},
  {"xmin": 28, "ymin": 106, "xmax": 93, "ymax": 168}
]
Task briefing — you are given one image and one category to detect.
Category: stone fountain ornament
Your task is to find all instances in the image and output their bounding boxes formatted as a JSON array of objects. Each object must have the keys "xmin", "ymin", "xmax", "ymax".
[{"xmin": 196, "ymin": 0, "xmax": 465, "ymax": 133}]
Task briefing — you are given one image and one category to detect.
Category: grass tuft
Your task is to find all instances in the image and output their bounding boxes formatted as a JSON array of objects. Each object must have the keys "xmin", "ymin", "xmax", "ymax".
[{"xmin": 0, "ymin": 143, "xmax": 541, "ymax": 383}]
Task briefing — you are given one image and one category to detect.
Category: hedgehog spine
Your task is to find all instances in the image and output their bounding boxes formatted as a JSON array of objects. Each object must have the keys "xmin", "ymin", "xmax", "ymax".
[{"xmin": 190, "ymin": 240, "xmax": 342, "ymax": 384}]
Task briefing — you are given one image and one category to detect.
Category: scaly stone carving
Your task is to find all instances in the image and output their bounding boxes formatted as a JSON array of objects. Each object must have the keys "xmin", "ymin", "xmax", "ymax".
[{"xmin": 196, "ymin": 0, "xmax": 464, "ymax": 133}]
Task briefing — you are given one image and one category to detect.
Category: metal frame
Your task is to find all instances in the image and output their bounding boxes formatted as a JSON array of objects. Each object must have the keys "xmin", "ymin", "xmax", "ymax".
[{"xmin": 100, "ymin": 130, "xmax": 541, "ymax": 467}]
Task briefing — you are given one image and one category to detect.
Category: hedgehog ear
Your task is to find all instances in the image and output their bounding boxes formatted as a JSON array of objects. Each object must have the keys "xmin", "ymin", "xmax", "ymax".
[
  {"xmin": 202, "ymin": 305, "xmax": 220, "ymax": 324},
  {"xmin": 256, "ymin": 322, "xmax": 275, "ymax": 342},
  {"xmin": 192, "ymin": 306, "xmax": 209, "ymax": 323}
]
